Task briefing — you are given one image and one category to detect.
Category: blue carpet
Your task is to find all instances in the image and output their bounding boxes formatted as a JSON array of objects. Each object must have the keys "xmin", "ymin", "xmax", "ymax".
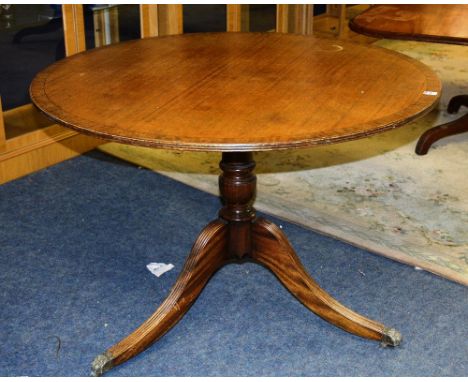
[{"xmin": 0, "ymin": 151, "xmax": 466, "ymax": 377}]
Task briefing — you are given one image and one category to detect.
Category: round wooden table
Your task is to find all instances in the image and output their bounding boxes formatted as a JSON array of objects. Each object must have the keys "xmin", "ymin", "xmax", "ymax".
[
  {"xmin": 350, "ymin": 5, "xmax": 468, "ymax": 155},
  {"xmin": 30, "ymin": 32, "xmax": 440, "ymax": 376}
]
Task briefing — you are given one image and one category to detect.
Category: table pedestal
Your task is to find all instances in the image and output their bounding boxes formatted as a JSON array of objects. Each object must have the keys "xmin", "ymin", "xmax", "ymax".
[
  {"xmin": 91, "ymin": 152, "xmax": 402, "ymax": 376},
  {"xmin": 416, "ymin": 95, "xmax": 468, "ymax": 155}
]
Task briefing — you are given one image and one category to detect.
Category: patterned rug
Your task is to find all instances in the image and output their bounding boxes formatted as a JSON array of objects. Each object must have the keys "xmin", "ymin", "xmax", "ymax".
[{"xmin": 99, "ymin": 39, "xmax": 468, "ymax": 286}]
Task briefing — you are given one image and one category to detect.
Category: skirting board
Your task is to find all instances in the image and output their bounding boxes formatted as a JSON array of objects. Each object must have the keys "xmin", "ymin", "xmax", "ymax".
[{"xmin": 0, "ymin": 124, "xmax": 101, "ymax": 184}]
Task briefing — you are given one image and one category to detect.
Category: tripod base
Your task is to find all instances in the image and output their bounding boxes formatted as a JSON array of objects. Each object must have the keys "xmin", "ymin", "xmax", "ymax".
[{"xmin": 91, "ymin": 152, "xmax": 401, "ymax": 376}]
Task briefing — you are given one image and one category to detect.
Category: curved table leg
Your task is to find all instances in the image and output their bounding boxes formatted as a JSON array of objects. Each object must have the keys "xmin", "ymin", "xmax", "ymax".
[
  {"xmin": 251, "ymin": 217, "xmax": 401, "ymax": 346},
  {"xmin": 415, "ymin": 95, "xmax": 468, "ymax": 155},
  {"xmin": 447, "ymin": 95, "xmax": 468, "ymax": 114},
  {"xmin": 91, "ymin": 219, "xmax": 229, "ymax": 376}
]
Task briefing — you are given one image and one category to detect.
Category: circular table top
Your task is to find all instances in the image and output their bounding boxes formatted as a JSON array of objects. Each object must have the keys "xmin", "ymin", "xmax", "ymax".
[
  {"xmin": 349, "ymin": 5, "xmax": 468, "ymax": 45},
  {"xmin": 30, "ymin": 32, "xmax": 441, "ymax": 152}
]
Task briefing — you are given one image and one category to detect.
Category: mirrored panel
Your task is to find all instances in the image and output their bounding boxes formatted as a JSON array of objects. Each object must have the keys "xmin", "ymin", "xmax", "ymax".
[
  {"xmin": 84, "ymin": 4, "xmax": 140, "ymax": 49},
  {"xmin": 0, "ymin": 5, "xmax": 65, "ymax": 112},
  {"xmin": 249, "ymin": 5, "xmax": 276, "ymax": 32},
  {"xmin": 183, "ymin": 5, "xmax": 227, "ymax": 33}
]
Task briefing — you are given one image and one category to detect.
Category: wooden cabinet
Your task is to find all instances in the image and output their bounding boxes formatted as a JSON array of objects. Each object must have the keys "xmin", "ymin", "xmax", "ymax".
[{"xmin": 0, "ymin": 5, "xmax": 100, "ymax": 184}]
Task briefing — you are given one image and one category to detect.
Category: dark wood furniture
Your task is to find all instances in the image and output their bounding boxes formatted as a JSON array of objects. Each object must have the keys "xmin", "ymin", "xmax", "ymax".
[
  {"xmin": 350, "ymin": 4, "xmax": 468, "ymax": 155},
  {"xmin": 30, "ymin": 32, "xmax": 440, "ymax": 376}
]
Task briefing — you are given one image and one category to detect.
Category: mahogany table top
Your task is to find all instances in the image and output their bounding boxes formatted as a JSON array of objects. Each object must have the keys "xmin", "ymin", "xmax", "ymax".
[
  {"xmin": 30, "ymin": 32, "xmax": 441, "ymax": 152},
  {"xmin": 350, "ymin": 5, "xmax": 468, "ymax": 45}
]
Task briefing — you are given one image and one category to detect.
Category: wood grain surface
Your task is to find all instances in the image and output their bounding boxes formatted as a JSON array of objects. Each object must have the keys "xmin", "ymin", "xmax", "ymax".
[
  {"xmin": 30, "ymin": 32, "xmax": 440, "ymax": 152},
  {"xmin": 349, "ymin": 5, "xmax": 468, "ymax": 45}
]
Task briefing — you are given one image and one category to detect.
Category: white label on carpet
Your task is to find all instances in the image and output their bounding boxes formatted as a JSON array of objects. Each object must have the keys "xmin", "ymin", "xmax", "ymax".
[{"xmin": 146, "ymin": 262, "xmax": 174, "ymax": 277}]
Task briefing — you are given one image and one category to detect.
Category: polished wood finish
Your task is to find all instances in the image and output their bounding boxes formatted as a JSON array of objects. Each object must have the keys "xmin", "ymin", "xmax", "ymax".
[
  {"xmin": 157, "ymin": 5, "xmax": 183, "ymax": 36},
  {"xmin": 91, "ymin": 153, "xmax": 401, "ymax": 376},
  {"xmin": 31, "ymin": 33, "xmax": 440, "ymax": 152},
  {"xmin": 276, "ymin": 5, "xmax": 314, "ymax": 35},
  {"xmin": 275, "ymin": 5, "xmax": 289, "ymax": 34},
  {"xmin": 140, "ymin": 4, "xmax": 183, "ymax": 38},
  {"xmin": 140, "ymin": 5, "xmax": 159, "ymax": 38},
  {"xmin": 62, "ymin": 4, "xmax": 87, "ymax": 56},
  {"xmin": 349, "ymin": 5, "xmax": 468, "ymax": 45},
  {"xmin": 447, "ymin": 95, "xmax": 468, "ymax": 114},
  {"xmin": 91, "ymin": 219, "xmax": 229, "ymax": 376},
  {"xmin": 219, "ymin": 152, "xmax": 256, "ymax": 258},
  {"xmin": 251, "ymin": 218, "xmax": 390, "ymax": 342},
  {"xmin": 226, "ymin": 5, "xmax": 250, "ymax": 32},
  {"xmin": 416, "ymin": 111, "xmax": 468, "ymax": 155}
]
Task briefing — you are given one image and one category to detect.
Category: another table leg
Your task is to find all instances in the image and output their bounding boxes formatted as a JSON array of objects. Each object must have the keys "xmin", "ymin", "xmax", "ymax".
[
  {"xmin": 251, "ymin": 217, "xmax": 401, "ymax": 346},
  {"xmin": 415, "ymin": 95, "xmax": 468, "ymax": 155},
  {"xmin": 91, "ymin": 219, "xmax": 230, "ymax": 376}
]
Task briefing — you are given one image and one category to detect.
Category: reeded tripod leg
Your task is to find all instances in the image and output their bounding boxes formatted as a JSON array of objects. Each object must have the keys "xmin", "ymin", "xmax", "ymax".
[
  {"xmin": 251, "ymin": 218, "xmax": 401, "ymax": 346},
  {"xmin": 91, "ymin": 219, "xmax": 229, "ymax": 376},
  {"xmin": 416, "ymin": 94, "xmax": 468, "ymax": 155}
]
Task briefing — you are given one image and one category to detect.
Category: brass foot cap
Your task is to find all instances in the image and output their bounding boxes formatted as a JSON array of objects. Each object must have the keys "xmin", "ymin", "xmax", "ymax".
[
  {"xmin": 91, "ymin": 351, "xmax": 114, "ymax": 377},
  {"xmin": 381, "ymin": 327, "xmax": 402, "ymax": 347}
]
